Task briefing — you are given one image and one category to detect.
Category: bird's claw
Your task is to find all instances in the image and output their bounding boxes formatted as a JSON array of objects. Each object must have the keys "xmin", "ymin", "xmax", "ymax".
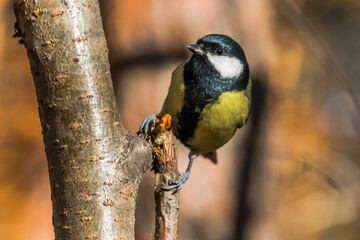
[
  {"xmin": 160, "ymin": 172, "xmax": 190, "ymax": 193},
  {"xmin": 139, "ymin": 114, "xmax": 157, "ymax": 136}
]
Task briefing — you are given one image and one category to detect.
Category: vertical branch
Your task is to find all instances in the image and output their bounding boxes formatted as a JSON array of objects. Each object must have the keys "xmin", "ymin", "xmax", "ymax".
[
  {"xmin": 150, "ymin": 115, "xmax": 180, "ymax": 240},
  {"xmin": 13, "ymin": 0, "xmax": 152, "ymax": 239}
]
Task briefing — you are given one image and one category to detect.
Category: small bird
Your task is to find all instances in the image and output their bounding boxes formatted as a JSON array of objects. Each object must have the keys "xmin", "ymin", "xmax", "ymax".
[{"xmin": 140, "ymin": 34, "xmax": 251, "ymax": 192}]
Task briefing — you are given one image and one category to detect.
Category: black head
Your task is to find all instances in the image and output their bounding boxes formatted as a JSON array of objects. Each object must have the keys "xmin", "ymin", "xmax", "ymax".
[
  {"xmin": 187, "ymin": 34, "xmax": 247, "ymax": 63},
  {"xmin": 185, "ymin": 34, "xmax": 249, "ymax": 88},
  {"xmin": 186, "ymin": 34, "xmax": 249, "ymax": 82}
]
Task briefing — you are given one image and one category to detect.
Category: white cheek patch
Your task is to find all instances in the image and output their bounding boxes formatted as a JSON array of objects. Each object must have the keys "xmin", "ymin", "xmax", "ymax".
[{"xmin": 207, "ymin": 54, "xmax": 243, "ymax": 79}]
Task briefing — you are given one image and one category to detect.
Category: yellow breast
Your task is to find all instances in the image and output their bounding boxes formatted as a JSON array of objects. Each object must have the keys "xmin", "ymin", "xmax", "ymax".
[{"xmin": 187, "ymin": 85, "xmax": 251, "ymax": 153}]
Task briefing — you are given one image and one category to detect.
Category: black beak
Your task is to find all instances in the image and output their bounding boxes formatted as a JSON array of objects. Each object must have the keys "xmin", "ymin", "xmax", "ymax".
[{"xmin": 187, "ymin": 44, "xmax": 204, "ymax": 55}]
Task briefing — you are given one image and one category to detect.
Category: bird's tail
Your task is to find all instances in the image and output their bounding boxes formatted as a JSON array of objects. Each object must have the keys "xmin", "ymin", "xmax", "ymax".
[{"xmin": 201, "ymin": 151, "xmax": 218, "ymax": 164}]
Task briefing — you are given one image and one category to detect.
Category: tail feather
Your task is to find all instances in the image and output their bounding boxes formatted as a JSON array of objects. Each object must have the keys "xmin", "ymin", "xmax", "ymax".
[{"xmin": 201, "ymin": 151, "xmax": 218, "ymax": 164}]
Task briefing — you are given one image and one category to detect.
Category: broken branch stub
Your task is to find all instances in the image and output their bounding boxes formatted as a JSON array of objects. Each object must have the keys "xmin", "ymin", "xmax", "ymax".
[{"xmin": 151, "ymin": 114, "xmax": 180, "ymax": 240}]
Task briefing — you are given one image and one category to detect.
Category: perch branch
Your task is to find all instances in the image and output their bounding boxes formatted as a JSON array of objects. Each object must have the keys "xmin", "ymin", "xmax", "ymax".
[{"xmin": 150, "ymin": 114, "xmax": 180, "ymax": 240}]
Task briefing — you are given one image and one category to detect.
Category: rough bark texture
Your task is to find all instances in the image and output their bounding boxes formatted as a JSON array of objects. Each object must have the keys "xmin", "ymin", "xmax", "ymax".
[
  {"xmin": 153, "ymin": 132, "xmax": 180, "ymax": 240},
  {"xmin": 13, "ymin": 0, "xmax": 152, "ymax": 239}
]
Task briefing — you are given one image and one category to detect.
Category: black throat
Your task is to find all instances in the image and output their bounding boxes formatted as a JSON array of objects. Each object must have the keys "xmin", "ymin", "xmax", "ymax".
[{"xmin": 176, "ymin": 55, "xmax": 249, "ymax": 146}]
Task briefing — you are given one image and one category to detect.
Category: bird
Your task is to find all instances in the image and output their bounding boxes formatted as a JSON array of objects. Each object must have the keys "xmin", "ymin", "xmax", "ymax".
[{"xmin": 139, "ymin": 34, "xmax": 251, "ymax": 192}]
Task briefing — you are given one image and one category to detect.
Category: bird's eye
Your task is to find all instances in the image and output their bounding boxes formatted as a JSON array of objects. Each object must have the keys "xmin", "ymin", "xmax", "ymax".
[{"xmin": 215, "ymin": 48, "xmax": 223, "ymax": 55}]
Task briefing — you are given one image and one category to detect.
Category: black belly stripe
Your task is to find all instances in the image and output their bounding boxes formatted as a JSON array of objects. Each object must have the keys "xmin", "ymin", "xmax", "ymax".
[{"xmin": 177, "ymin": 104, "xmax": 201, "ymax": 148}]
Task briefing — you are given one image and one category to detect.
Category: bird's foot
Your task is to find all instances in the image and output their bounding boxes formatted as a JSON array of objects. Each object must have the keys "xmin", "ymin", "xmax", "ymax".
[
  {"xmin": 138, "ymin": 114, "xmax": 157, "ymax": 136},
  {"xmin": 160, "ymin": 172, "xmax": 190, "ymax": 193}
]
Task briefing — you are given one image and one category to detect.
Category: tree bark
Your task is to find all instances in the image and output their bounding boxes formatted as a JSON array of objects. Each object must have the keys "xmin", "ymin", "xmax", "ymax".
[{"xmin": 13, "ymin": 0, "xmax": 152, "ymax": 239}]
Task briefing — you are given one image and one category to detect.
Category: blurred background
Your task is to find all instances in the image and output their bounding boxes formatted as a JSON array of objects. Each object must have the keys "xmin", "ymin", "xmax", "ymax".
[{"xmin": 1, "ymin": 0, "xmax": 360, "ymax": 239}]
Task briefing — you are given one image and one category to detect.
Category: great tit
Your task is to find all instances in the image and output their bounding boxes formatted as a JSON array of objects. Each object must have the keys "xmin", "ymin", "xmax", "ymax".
[{"xmin": 140, "ymin": 34, "xmax": 251, "ymax": 191}]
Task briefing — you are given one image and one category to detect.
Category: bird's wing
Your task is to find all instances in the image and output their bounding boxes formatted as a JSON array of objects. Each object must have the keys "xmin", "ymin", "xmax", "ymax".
[
  {"xmin": 242, "ymin": 78, "xmax": 252, "ymax": 126},
  {"xmin": 160, "ymin": 63, "xmax": 185, "ymax": 136},
  {"xmin": 244, "ymin": 78, "xmax": 252, "ymax": 102}
]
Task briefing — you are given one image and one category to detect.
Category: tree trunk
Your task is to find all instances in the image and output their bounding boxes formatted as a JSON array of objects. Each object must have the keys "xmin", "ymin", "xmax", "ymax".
[{"xmin": 13, "ymin": 0, "xmax": 152, "ymax": 239}]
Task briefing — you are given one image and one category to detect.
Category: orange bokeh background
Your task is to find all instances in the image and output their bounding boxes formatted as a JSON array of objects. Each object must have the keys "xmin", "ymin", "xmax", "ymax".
[{"xmin": 1, "ymin": 0, "xmax": 360, "ymax": 239}]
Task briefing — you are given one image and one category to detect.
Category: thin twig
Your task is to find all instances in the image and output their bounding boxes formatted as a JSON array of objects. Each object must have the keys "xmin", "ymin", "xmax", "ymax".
[{"xmin": 151, "ymin": 115, "xmax": 179, "ymax": 240}]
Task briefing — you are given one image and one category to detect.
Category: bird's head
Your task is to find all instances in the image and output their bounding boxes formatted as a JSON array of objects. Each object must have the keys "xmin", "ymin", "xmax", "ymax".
[{"xmin": 187, "ymin": 34, "xmax": 248, "ymax": 79}]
